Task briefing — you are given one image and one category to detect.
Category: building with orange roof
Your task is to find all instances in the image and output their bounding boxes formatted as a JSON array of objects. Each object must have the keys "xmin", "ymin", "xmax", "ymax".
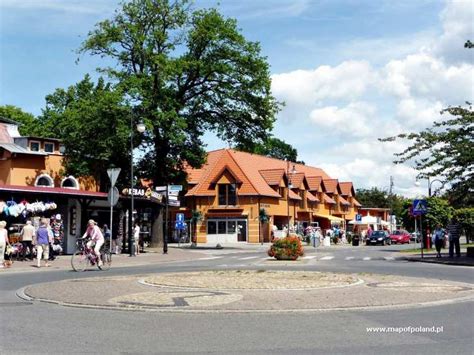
[{"xmin": 182, "ymin": 149, "xmax": 361, "ymax": 244}]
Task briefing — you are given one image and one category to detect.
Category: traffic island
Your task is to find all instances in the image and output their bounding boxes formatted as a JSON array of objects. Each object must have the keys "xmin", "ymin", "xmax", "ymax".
[{"xmin": 20, "ymin": 270, "xmax": 474, "ymax": 313}]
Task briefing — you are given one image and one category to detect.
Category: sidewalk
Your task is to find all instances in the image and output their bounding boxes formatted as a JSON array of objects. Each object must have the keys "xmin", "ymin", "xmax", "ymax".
[{"xmin": 404, "ymin": 252, "xmax": 474, "ymax": 267}]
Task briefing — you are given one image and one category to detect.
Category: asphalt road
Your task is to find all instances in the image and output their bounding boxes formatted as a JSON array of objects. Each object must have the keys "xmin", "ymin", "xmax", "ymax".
[{"xmin": 1, "ymin": 244, "xmax": 473, "ymax": 354}]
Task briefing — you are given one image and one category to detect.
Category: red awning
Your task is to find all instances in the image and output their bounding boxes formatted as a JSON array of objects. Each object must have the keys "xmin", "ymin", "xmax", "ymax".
[{"xmin": 0, "ymin": 184, "xmax": 108, "ymax": 199}]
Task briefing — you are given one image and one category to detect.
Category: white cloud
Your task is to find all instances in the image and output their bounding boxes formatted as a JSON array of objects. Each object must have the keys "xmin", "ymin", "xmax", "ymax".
[
  {"xmin": 0, "ymin": 0, "xmax": 112, "ymax": 14},
  {"xmin": 271, "ymin": 60, "xmax": 375, "ymax": 105}
]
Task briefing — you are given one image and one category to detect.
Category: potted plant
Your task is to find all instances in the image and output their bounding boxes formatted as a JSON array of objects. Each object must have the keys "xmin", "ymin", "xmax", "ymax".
[{"xmin": 267, "ymin": 236, "xmax": 304, "ymax": 260}]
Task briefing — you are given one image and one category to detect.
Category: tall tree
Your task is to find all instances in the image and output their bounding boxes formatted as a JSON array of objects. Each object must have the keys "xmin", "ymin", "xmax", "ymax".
[
  {"xmin": 79, "ymin": 0, "xmax": 280, "ymax": 186},
  {"xmin": 380, "ymin": 103, "xmax": 473, "ymax": 207},
  {"xmin": 39, "ymin": 75, "xmax": 131, "ymax": 189},
  {"xmin": 236, "ymin": 137, "xmax": 298, "ymax": 162}
]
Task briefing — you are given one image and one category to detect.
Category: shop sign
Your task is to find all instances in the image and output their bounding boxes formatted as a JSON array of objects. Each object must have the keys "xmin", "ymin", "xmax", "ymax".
[
  {"xmin": 261, "ymin": 204, "xmax": 270, "ymax": 208},
  {"xmin": 169, "ymin": 185, "xmax": 183, "ymax": 192},
  {"xmin": 122, "ymin": 187, "xmax": 163, "ymax": 202}
]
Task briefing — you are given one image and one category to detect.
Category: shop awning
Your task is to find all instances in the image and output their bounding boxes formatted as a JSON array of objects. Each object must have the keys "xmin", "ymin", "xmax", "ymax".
[
  {"xmin": 313, "ymin": 213, "xmax": 345, "ymax": 222},
  {"xmin": 0, "ymin": 184, "xmax": 108, "ymax": 199}
]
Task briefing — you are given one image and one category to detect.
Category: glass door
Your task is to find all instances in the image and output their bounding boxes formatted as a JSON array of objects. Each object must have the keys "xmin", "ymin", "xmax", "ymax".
[{"xmin": 237, "ymin": 220, "xmax": 247, "ymax": 242}]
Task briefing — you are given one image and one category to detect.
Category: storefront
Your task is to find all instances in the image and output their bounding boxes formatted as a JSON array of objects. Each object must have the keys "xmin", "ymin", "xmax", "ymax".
[{"xmin": 0, "ymin": 184, "xmax": 108, "ymax": 254}]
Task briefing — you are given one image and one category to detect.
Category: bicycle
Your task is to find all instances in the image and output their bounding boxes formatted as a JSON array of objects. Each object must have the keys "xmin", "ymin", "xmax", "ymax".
[{"xmin": 71, "ymin": 237, "xmax": 112, "ymax": 272}]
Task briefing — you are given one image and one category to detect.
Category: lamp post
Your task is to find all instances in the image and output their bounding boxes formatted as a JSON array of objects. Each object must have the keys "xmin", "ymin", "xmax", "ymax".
[
  {"xmin": 129, "ymin": 114, "xmax": 146, "ymax": 257},
  {"xmin": 286, "ymin": 160, "xmax": 296, "ymax": 235}
]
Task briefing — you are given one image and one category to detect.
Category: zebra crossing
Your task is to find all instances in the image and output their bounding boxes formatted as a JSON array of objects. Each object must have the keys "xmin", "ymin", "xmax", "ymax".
[{"xmin": 195, "ymin": 254, "xmax": 401, "ymax": 263}]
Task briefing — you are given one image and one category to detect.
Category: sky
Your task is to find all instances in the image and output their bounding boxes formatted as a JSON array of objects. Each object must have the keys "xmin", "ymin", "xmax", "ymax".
[{"xmin": 1, "ymin": 0, "xmax": 473, "ymax": 197}]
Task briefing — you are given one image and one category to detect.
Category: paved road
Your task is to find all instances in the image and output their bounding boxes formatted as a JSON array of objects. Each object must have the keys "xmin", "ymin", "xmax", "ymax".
[{"xmin": 1, "ymin": 244, "xmax": 473, "ymax": 354}]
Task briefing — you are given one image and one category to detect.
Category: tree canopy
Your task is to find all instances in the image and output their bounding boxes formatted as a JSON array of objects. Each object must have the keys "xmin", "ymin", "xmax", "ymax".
[
  {"xmin": 380, "ymin": 103, "xmax": 473, "ymax": 207},
  {"xmin": 0, "ymin": 105, "xmax": 41, "ymax": 136},
  {"xmin": 78, "ymin": 0, "xmax": 280, "ymax": 186}
]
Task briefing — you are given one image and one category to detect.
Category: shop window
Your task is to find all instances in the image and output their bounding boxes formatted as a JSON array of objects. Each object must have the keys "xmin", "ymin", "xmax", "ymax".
[
  {"xmin": 207, "ymin": 221, "xmax": 217, "ymax": 234},
  {"xmin": 61, "ymin": 176, "xmax": 79, "ymax": 189},
  {"xmin": 227, "ymin": 220, "xmax": 236, "ymax": 234},
  {"xmin": 30, "ymin": 141, "xmax": 40, "ymax": 152},
  {"xmin": 218, "ymin": 183, "xmax": 237, "ymax": 206},
  {"xmin": 35, "ymin": 174, "xmax": 54, "ymax": 187},
  {"xmin": 44, "ymin": 142, "xmax": 54, "ymax": 153},
  {"xmin": 218, "ymin": 221, "xmax": 226, "ymax": 234}
]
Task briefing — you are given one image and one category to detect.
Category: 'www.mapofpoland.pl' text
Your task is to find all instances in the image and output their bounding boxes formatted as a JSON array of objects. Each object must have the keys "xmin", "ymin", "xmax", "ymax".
[{"xmin": 366, "ymin": 326, "xmax": 444, "ymax": 334}]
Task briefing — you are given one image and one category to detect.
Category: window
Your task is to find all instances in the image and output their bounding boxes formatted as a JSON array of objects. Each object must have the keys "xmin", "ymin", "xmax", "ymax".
[
  {"xmin": 61, "ymin": 176, "xmax": 79, "ymax": 189},
  {"xmin": 218, "ymin": 221, "xmax": 226, "ymax": 234},
  {"xmin": 30, "ymin": 141, "xmax": 40, "ymax": 152},
  {"xmin": 34, "ymin": 174, "xmax": 54, "ymax": 187},
  {"xmin": 299, "ymin": 191, "xmax": 305, "ymax": 208},
  {"xmin": 44, "ymin": 142, "xmax": 54, "ymax": 153},
  {"xmin": 278, "ymin": 187, "xmax": 285, "ymax": 198},
  {"xmin": 227, "ymin": 221, "xmax": 236, "ymax": 233},
  {"xmin": 207, "ymin": 221, "xmax": 217, "ymax": 234},
  {"xmin": 218, "ymin": 184, "xmax": 237, "ymax": 206}
]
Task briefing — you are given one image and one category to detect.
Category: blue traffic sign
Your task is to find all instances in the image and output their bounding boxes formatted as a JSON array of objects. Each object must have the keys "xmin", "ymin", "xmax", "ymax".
[
  {"xmin": 175, "ymin": 221, "xmax": 186, "ymax": 230},
  {"xmin": 355, "ymin": 214, "xmax": 362, "ymax": 222},
  {"xmin": 413, "ymin": 199, "xmax": 428, "ymax": 215},
  {"xmin": 176, "ymin": 213, "xmax": 184, "ymax": 223}
]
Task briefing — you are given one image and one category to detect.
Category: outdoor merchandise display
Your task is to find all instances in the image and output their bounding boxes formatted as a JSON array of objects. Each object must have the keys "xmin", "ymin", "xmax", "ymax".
[{"xmin": 0, "ymin": 199, "xmax": 57, "ymax": 218}]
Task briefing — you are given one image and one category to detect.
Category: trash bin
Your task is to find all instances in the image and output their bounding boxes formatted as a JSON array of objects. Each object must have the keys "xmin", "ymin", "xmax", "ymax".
[{"xmin": 352, "ymin": 235, "xmax": 360, "ymax": 246}]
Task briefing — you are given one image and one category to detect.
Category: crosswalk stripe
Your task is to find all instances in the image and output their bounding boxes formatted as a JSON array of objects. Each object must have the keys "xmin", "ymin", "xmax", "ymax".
[
  {"xmin": 345, "ymin": 257, "xmax": 355, "ymax": 260},
  {"xmin": 239, "ymin": 256, "xmax": 260, "ymax": 260},
  {"xmin": 302, "ymin": 256, "xmax": 316, "ymax": 260},
  {"xmin": 363, "ymin": 257, "xmax": 371, "ymax": 261},
  {"xmin": 384, "ymin": 256, "xmax": 395, "ymax": 260},
  {"xmin": 320, "ymin": 256, "xmax": 334, "ymax": 260},
  {"xmin": 198, "ymin": 256, "xmax": 223, "ymax": 260}
]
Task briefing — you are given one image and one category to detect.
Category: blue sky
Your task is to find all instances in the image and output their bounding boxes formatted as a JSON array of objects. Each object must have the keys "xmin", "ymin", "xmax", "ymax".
[{"xmin": 1, "ymin": 0, "xmax": 472, "ymax": 196}]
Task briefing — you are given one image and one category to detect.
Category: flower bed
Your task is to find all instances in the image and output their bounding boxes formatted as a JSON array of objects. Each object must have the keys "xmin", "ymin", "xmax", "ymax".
[{"xmin": 267, "ymin": 236, "xmax": 304, "ymax": 260}]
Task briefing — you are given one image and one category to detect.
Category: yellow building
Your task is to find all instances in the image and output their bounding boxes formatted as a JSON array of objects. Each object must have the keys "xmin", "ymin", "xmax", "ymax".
[{"xmin": 183, "ymin": 149, "xmax": 361, "ymax": 244}]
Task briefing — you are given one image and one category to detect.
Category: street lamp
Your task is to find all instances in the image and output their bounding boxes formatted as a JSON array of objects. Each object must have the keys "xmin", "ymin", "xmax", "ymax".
[
  {"xmin": 286, "ymin": 160, "xmax": 296, "ymax": 235},
  {"xmin": 415, "ymin": 177, "xmax": 445, "ymax": 197},
  {"xmin": 129, "ymin": 115, "xmax": 146, "ymax": 257}
]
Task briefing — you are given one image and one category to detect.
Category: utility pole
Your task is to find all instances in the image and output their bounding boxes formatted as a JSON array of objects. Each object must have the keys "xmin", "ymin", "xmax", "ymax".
[{"xmin": 389, "ymin": 176, "xmax": 394, "ymax": 233}]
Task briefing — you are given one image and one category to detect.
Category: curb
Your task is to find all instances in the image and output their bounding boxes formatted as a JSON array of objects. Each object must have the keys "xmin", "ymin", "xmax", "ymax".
[{"xmin": 405, "ymin": 258, "xmax": 474, "ymax": 267}]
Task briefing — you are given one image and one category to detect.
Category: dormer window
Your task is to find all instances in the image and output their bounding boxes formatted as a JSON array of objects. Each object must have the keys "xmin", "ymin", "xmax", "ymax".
[
  {"xmin": 44, "ymin": 142, "xmax": 54, "ymax": 153},
  {"xmin": 35, "ymin": 174, "xmax": 54, "ymax": 187},
  {"xmin": 218, "ymin": 183, "xmax": 237, "ymax": 206},
  {"xmin": 61, "ymin": 176, "xmax": 79, "ymax": 189},
  {"xmin": 30, "ymin": 141, "xmax": 40, "ymax": 152}
]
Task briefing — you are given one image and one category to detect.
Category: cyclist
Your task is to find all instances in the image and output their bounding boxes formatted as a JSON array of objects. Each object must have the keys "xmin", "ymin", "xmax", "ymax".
[{"xmin": 81, "ymin": 219, "xmax": 104, "ymax": 266}]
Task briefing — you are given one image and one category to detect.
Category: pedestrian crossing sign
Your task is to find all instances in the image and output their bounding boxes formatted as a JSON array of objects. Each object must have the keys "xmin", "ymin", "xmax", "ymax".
[{"xmin": 413, "ymin": 199, "xmax": 428, "ymax": 215}]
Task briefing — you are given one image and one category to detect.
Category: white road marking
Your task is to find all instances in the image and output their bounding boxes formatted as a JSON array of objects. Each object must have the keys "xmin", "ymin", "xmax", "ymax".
[
  {"xmin": 239, "ymin": 256, "xmax": 260, "ymax": 260},
  {"xmin": 302, "ymin": 256, "xmax": 316, "ymax": 260},
  {"xmin": 345, "ymin": 257, "xmax": 355, "ymax": 260},
  {"xmin": 198, "ymin": 257, "xmax": 224, "ymax": 260},
  {"xmin": 363, "ymin": 257, "xmax": 371, "ymax": 261},
  {"xmin": 384, "ymin": 256, "xmax": 395, "ymax": 260},
  {"xmin": 320, "ymin": 256, "xmax": 334, "ymax": 260}
]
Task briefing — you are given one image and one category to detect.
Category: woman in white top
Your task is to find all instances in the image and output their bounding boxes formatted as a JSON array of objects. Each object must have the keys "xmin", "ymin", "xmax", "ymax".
[
  {"xmin": 0, "ymin": 220, "xmax": 11, "ymax": 268},
  {"xmin": 133, "ymin": 222, "xmax": 140, "ymax": 256}
]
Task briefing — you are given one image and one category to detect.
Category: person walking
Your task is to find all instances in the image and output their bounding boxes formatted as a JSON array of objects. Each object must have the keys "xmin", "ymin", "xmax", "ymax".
[
  {"xmin": 446, "ymin": 217, "xmax": 462, "ymax": 258},
  {"xmin": 20, "ymin": 220, "xmax": 35, "ymax": 260},
  {"xmin": 133, "ymin": 222, "xmax": 140, "ymax": 255},
  {"xmin": 433, "ymin": 224, "xmax": 445, "ymax": 258},
  {"xmin": 35, "ymin": 218, "xmax": 51, "ymax": 268},
  {"xmin": 0, "ymin": 221, "xmax": 10, "ymax": 268}
]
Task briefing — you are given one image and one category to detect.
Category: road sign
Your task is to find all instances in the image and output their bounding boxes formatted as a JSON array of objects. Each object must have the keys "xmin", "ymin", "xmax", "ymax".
[
  {"xmin": 168, "ymin": 200, "xmax": 180, "ymax": 207},
  {"xmin": 107, "ymin": 168, "xmax": 121, "ymax": 187},
  {"xmin": 107, "ymin": 187, "xmax": 119, "ymax": 206},
  {"xmin": 175, "ymin": 221, "xmax": 185, "ymax": 230},
  {"xmin": 355, "ymin": 214, "xmax": 362, "ymax": 222},
  {"xmin": 168, "ymin": 190, "xmax": 180, "ymax": 197},
  {"xmin": 168, "ymin": 185, "xmax": 183, "ymax": 192},
  {"xmin": 413, "ymin": 199, "xmax": 428, "ymax": 215},
  {"xmin": 155, "ymin": 186, "xmax": 167, "ymax": 192},
  {"xmin": 176, "ymin": 213, "xmax": 184, "ymax": 223}
]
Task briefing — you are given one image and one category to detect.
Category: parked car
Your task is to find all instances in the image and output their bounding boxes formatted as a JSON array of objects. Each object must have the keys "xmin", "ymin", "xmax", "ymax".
[
  {"xmin": 410, "ymin": 232, "xmax": 421, "ymax": 243},
  {"xmin": 366, "ymin": 230, "xmax": 391, "ymax": 246},
  {"xmin": 389, "ymin": 230, "xmax": 411, "ymax": 244}
]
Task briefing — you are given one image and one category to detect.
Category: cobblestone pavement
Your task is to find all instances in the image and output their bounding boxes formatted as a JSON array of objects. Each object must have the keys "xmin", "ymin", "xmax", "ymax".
[{"xmin": 21, "ymin": 270, "xmax": 474, "ymax": 313}]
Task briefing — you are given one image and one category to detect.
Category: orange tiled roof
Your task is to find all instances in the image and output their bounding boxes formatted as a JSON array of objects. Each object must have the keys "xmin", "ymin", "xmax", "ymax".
[
  {"xmin": 289, "ymin": 172, "xmax": 305, "ymax": 189},
  {"xmin": 339, "ymin": 182, "xmax": 354, "ymax": 197},
  {"xmin": 323, "ymin": 193, "xmax": 336, "ymax": 204},
  {"xmin": 353, "ymin": 198, "xmax": 362, "ymax": 207},
  {"xmin": 306, "ymin": 191, "xmax": 319, "ymax": 202},
  {"xmin": 322, "ymin": 179, "xmax": 338, "ymax": 193},
  {"xmin": 185, "ymin": 149, "xmax": 332, "ymax": 198},
  {"xmin": 259, "ymin": 169, "xmax": 285, "ymax": 185},
  {"xmin": 338, "ymin": 196, "xmax": 350, "ymax": 206},
  {"xmin": 306, "ymin": 176, "xmax": 322, "ymax": 191},
  {"xmin": 288, "ymin": 189, "xmax": 302, "ymax": 201}
]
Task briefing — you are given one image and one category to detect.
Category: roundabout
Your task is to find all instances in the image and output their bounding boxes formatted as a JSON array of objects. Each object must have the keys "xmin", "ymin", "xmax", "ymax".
[{"xmin": 19, "ymin": 270, "xmax": 474, "ymax": 313}]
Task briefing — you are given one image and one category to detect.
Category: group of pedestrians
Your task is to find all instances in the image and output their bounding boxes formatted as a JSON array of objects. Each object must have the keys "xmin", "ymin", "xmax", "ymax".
[{"xmin": 432, "ymin": 217, "xmax": 462, "ymax": 258}]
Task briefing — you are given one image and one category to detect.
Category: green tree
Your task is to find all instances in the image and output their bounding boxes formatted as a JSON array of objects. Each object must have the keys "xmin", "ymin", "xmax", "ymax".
[
  {"xmin": 380, "ymin": 103, "xmax": 473, "ymax": 207},
  {"xmin": 356, "ymin": 188, "xmax": 390, "ymax": 208},
  {"xmin": 79, "ymin": 0, "xmax": 280, "ymax": 186},
  {"xmin": 454, "ymin": 208, "xmax": 474, "ymax": 243},
  {"xmin": 236, "ymin": 137, "xmax": 298, "ymax": 162},
  {"xmin": 0, "ymin": 105, "xmax": 41, "ymax": 136},
  {"xmin": 39, "ymin": 75, "xmax": 131, "ymax": 189}
]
